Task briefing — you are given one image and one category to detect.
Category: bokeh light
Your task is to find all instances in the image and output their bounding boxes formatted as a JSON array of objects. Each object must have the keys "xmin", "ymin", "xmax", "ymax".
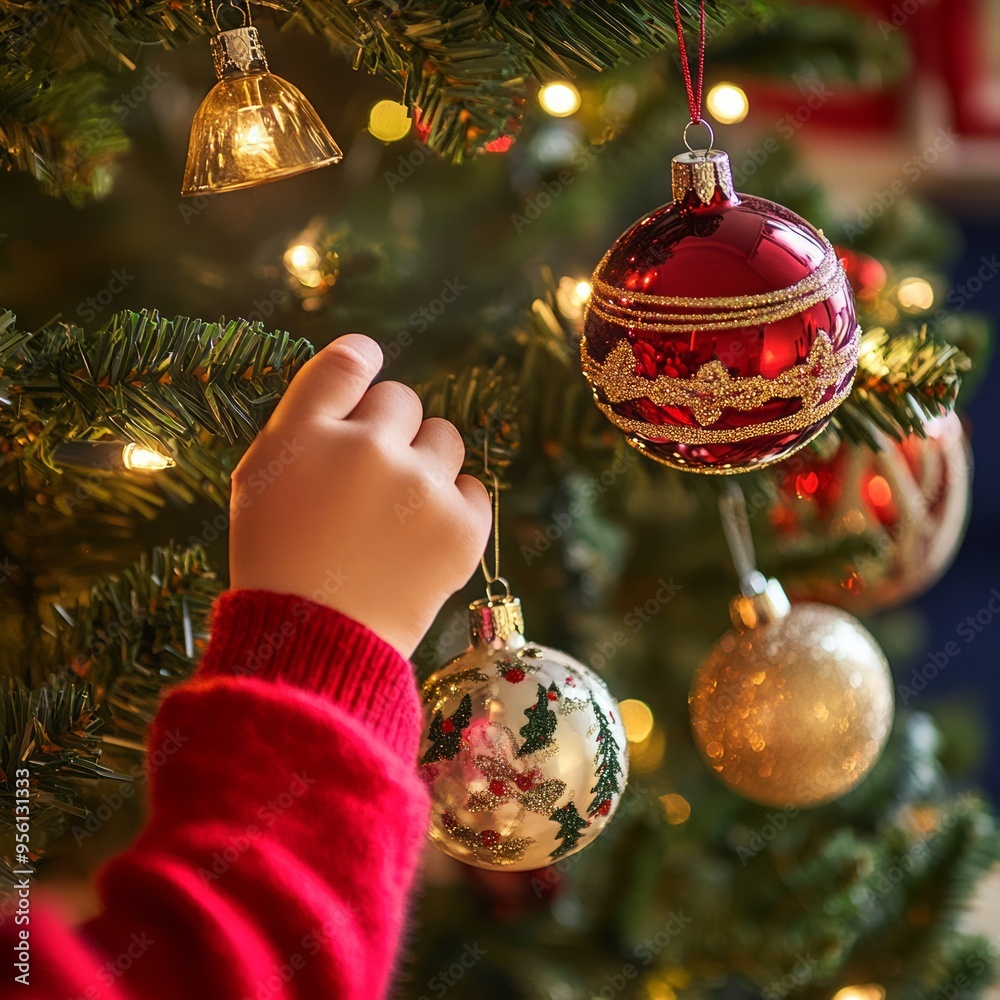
[
  {"xmin": 369, "ymin": 99, "xmax": 411, "ymax": 142},
  {"xmin": 539, "ymin": 82, "xmax": 581, "ymax": 117},
  {"xmin": 896, "ymin": 276, "xmax": 935, "ymax": 311},
  {"xmin": 619, "ymin": 699, "xmax": 654, "ymax": 743},
  {"xmin": 706, "ymin": 82, "xmax": 749, "ymax": 124}
]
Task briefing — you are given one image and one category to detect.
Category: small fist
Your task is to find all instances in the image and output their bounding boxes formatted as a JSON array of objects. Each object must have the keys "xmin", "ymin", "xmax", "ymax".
[{"xmin": 229, "ymin": 334, "xmax": 492, "ymax": 657}]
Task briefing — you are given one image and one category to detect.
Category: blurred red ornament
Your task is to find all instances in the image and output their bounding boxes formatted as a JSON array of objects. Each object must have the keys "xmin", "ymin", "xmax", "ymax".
[
  {"xmin": 483, "ymin": 134, "xmax": 514, "ymax": 153},
  {"xmin": 774, "ymin": 411, "xmax": 971, "ymax": 613},
  {"xmin": 837, "ymin": 246, "xmax": 888, "ymax": 303},
  {"xmin": 582, "ymin": 148, "xmax": 860, "ymax": 474}
]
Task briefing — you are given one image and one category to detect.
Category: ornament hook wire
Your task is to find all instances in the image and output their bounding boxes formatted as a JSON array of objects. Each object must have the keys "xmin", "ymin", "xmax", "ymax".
[
  {"xmin": 717, "ymin": 481, "xmax": 767, "ymax": 598},
  {"xmin": 480, "ymin": 441, "xmax": 504, "ymax": 599},
  {"xmin": 209, "ymin": 0, "xmax": 252, "ymax": 32},
  {"xmin": 682, "ymin": 119, "xmax": 714, "ymax": 153}
]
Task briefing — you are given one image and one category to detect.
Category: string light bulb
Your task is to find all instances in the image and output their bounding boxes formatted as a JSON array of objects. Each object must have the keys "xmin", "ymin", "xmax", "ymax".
[
  {"xmin": 283, "ymin": 243, "xmax": 321, "ymax": 275},
  {"xmin": 122, "ymin": 444, "xmax": 175, "ymax": 472},
  {"xmin": 619, "ymin": 699, "xmax": 655, "ymax": 743},
  {"xmin": 369, "ymin": 100, "xmax": 411, "ymax": 142},
  {"xmin": 539, "ymin": 82, "xmax": 581, "ymax": 117},
  {"xmin": 182, "ymin": 7, "xmax": 341, "ymax": 197},
  {"xmin": 706, "ymin": 82, "xmax": 750, "ymax": 124}
]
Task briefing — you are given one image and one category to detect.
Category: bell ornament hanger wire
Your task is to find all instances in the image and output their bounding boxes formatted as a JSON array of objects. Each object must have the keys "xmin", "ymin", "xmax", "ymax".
[{"xmin": 181, "ymin": 0, "xmax": 342, "ymax": 197}]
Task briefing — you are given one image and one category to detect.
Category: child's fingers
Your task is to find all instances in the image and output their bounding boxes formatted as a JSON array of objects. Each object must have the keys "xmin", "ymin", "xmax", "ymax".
[
  {"xmin": 455, "ymin": 474, "xmax": 493, "ymax": 534},
  {"xmin": 411, "ymin": 418, "xmax": 466, "ymax": 476},
  {"xmin": 347, "ymin": 380, "xmax": 424, "ymax": 441},
  {"xmin": 278, "ymin": 334, "xmax": 384, "ymax": 423}
]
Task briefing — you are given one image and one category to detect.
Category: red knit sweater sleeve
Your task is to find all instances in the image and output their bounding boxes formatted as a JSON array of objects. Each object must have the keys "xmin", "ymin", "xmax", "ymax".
[{"xmin": 15, "ymin": 590, "xmax": 430, "ymax": 1000}]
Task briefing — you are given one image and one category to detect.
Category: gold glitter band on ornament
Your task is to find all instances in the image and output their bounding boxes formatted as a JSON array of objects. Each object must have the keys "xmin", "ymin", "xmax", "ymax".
[
  {"xmin": 580, "ymin": 325, "xmax": 860, "ymax": 445},
  {"xmin": 588, "ymin": 238, "xmax": 847, "ymax": 333}
]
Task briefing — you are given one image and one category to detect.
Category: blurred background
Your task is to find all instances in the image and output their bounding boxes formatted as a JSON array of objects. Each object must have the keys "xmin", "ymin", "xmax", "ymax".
[{"xmin": 2, "ymin": 0, "xmax": 1000, "ymax": 997}]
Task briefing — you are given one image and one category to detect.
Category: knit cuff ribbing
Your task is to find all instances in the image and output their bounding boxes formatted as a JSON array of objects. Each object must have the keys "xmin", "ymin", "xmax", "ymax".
[{"xmin": 195, "ymin": 590, "xmax": 423, "ymax": 762}]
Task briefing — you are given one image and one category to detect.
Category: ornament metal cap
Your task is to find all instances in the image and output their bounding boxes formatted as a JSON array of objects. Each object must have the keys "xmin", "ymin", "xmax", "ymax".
[
  {"xmin": 210, "ymin": 27, "xmax": 268, "ymax": 79},
  {"xmin": 468, "ymin": 592, "xmax": 525, "ymax": 649},
  {"xmin": 671, "ymin": 148, "xmax": 739, "ymax": 209},
  {"xmin": 730, "ymin": 577, "xmax": 791, "ymax": 630}
]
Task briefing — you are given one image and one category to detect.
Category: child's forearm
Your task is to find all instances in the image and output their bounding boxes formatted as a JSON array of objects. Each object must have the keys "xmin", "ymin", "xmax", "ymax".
[{"xmin": 29, "ymin": 591, "xmax": 430, "ymax": 999}]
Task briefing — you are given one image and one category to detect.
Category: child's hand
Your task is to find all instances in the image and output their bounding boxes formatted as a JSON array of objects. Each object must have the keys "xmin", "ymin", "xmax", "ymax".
[{"xmin": 229, "ymin": 334, "xmax": 492, "ymax": 657}]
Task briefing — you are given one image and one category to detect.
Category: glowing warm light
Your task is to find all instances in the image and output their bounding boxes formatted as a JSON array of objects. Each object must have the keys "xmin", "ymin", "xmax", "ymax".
[
  {"xmin": 832, "ymin": 986, "xmax": 885, "ymax": 1000},
  {"xmin": 298, "ymin": 270, "xmax": 325, "ymax": 288},
  {"xmin": 866, "ymin": 475, "xmax": 893, "ymax": 508},
  {"xmin": 706, "ymin": 82, "xmax": 749, "ymax": 124},
  {"xmin": 897, "ymin": 276, "xmax": 934, "ymax": 311},
  {"xmin": 539, "ymin": 82, "xmax": 581, "ymax": 117},
  {"xmin": 236, "ymin": 111, "xmax": 275, "ymax": 158},
  {"xmin": 555, "ymin": 276, "xmax": 593, "ymax": 319},
  {"xmin": 122, "ymin": 444, "xmax": 175, "ymax": 472},
  {"xmin": 368, "ymin": 100, "xmax": 411, "ymax": 142},
  {"xmin": 619, "ymin": 699, "xmax": 654, "ymax": 743},
  {"xmin": 659, "ymin": 793, "xmax": 691, "ymax": 825},
  {"xmin": 284, "ymin": 243, "xmax": 321, "ymax": 273}
]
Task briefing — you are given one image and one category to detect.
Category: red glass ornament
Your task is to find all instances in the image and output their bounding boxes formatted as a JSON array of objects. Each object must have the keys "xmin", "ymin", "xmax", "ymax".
[
  {"xmin": 582, "ymin": 148, "xmax": 859, "ymax": 473},
  {"xmin": 837, "ymin": 246, "xmax": 888, "ymax": 303},
  {"xmin": 774, "ymin": 411, "xmax": 971, "ymax": 613}
]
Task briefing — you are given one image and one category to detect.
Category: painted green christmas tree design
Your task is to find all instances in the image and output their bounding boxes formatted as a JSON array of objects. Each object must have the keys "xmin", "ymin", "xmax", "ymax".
[
  {"xmin": 421, "ymin": 694, "xmax": 473, "ymax": 764},
  {"xmin": 549, "ymin": 802, "xmax": 588, "ymax": 859},
  {"xmin": 588, "ymin": 695, "xmax": 624, "ymax": 815},
  {"xmin": 517, "ymin": 683, "xmax": 559, "ymax": 757}
]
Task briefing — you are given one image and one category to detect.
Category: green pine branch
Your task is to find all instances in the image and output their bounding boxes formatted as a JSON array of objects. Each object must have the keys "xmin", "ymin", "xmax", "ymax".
[
  {"xmin": 0, "ymin": 678, "xmax": 109, "ymax": 888},
  {"xmin": 0, "ymin": 307, "xmax": 313, "ymax": 516},
  {"xmin": 832, "ymin": 325, "xmax": 971, "ymax": 449},
  {"xmin": 45, "ymin": 543, "xmax": 222, "ymax": 742}
]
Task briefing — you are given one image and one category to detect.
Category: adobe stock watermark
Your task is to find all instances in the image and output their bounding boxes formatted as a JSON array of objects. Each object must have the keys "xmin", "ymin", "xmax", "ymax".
[
  {"xmin": 897, "ymin": 589, "xmax": 1000, "ymax": 705},
  {"xmin": 415, "ymin": 942, "xmax": 487, "ymax": 1000},
  {"xmin": 729, "ymin": 68, "xmax": 833, "ymax": 188},
  {"xmin": 74, "ymin": 65, "xmax": 170, "ymax": 162},
  {"xmin": 379, "ymin": 277, "xmax": 467, "ymax": 370},
  {"xmin": 843, "ymin": 793, "xmax": 978, "ymax": 911},
  {"xmin": 197, "ymin": 772, "xmax": 317, "ymax": 883},
  {"xmin": 762, "ymin": 952, "xmax": 818, "ymax": 1000},
  {"xmin": 925, "ymin": 253, "xmax": 1000, "ymax": 335},
  {"xmin": 76, "ymin": 268, "xmax": 136, "ymax": 323},
  {"xmin": 509, "ymin": 110, "xmax": 628, "ymax": 235},
  {"xmin": 231, "ymin": 567, "xmax": 349, "ymax": 677},
  {"xmin": 520, "ymin": 449, "xmax": 639, "ymax": 565},
  {"xmin": 843, "ymin": 128, "xmax": 957, "ymax": 242},
  {"xmin": 589, "ymin": 578, "xmax": 683, "ymax": 672},
  {"xmin": 878, "ymin": 0, "xmax": 933, "ymax": 38},
  {"xmin": 592, "ymin": 911, "xmax": 692, "ymax": 999},
  {"xmin": 70, "ymin": 729, "xmax": 189, "ymax": 846}
]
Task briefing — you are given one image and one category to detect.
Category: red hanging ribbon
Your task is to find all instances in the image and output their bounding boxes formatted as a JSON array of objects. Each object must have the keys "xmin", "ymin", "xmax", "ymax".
[{"xmin": 672, "ymin": 0, "xmax": 707, "ymax": 124}]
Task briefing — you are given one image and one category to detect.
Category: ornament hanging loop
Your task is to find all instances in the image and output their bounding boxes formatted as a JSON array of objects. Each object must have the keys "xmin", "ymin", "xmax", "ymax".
[
  {"xmin": 209, "ymin": 0, "xmax": 252, "ymax": 32},
  {"xmin": 682, "ymin": 119, "xmax": 714, "ymax": 154},
  {"xmin": 479, "ymin": 442, "xmax": 503, "ymax": 600},
  {"xmin": 717, "ymin": 481, "xmax": 791, "ymax": 629}
]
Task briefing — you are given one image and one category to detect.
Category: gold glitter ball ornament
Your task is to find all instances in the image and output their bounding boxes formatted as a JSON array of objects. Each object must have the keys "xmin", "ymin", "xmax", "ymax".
[
  {"xmin": 420, "ymin": 592, "xmax": 628, "ymax": 870},
  {"xmin": 689, "ymin": 580, "xmax": 894, "ymax": 807}
]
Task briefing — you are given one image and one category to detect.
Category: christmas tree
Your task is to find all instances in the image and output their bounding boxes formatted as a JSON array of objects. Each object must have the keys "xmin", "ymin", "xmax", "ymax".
[
  {"xmin": 550, "ymin": 802, "xmax": 589, "ymax": 860},
  {"xmin": 588, "ymin": 695, "xmax": 625, "ymax": 816},
  {"xmin": 1, "ymin": 0, "xmax": 997, "ymax": 997},
  {"xmin": 421, "ymin": 694, "xmax": 473, "ymax": 764},
  {"xmin": 517, "ymin": 683, "xmax": 560, "ymax": 757}
]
